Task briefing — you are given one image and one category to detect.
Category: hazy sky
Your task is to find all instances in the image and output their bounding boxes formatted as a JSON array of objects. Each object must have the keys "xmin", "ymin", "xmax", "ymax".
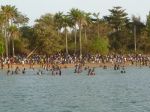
[{"xmin": 1, "ymin": 0, "xmax": 150, "ymax": 25}]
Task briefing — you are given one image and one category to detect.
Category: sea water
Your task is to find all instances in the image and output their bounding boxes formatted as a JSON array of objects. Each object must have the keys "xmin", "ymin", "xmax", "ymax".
[{"xmin": 0, "ymin": 67, "xmax": 150, "ymax": 112}]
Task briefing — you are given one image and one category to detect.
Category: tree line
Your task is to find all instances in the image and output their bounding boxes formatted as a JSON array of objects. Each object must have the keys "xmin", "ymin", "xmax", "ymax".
[{"xmin": 1, "ymin": 5, "xmax": 150, "ymax": 57}]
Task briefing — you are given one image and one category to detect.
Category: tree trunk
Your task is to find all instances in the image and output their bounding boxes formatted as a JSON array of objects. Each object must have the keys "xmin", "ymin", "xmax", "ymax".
[
  {"xmin": 84, "ymin": 28, "xmax": 87, "ymax": 43},
  {"xmin": 84, "ymin": 27, "xmax": 88, "ymax": 55},
  {"xmin": 134, "ymin": 25, "xmax": 137, "ymax": 52},
  {"xmin": 79, "ymin": 23, "xmax": 82, "ymax": 59},
  {"xmin": 65, "ymin": 27, "xmax": 68, "ymax": 55},
  {"xmin": 74, "ymin": 27, "xmax": 77, "ymax": 54},
  {"xmin": 4, "ymin": 27, "xmax": 8, "ymax": 57},
  {"xmin": 12, "ymin": 38, "xmax": 15, "ymax": 57}
]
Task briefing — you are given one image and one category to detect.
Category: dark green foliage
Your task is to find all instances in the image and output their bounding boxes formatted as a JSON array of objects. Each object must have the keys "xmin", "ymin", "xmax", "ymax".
[
  {"xmin": 34, "ymin": 13, "xmax": 63, "ymax": 55},
  {"xmin": 14, "ymin": 39, "xmax": 28, "ymax": 54},
  {"xmin": 20, "ymin": 26, "xmax": 36, "ymax": 49},
  {"xmin": 89, "ymin": 37, "xmax": 109, "ymax": 55},
  {"xmin": 104, "ymin": 6, "xmax": 129, "ymax": 31}
]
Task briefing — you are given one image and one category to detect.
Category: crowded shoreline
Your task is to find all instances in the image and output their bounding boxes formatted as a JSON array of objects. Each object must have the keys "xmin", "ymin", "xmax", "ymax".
[
  {"xmin": 1, "ymin": 53, "xmax": 150, "ymax": 71},
  {"xmin": 0, "ymin": 62, "xmax": 138, "ymax": 70}
]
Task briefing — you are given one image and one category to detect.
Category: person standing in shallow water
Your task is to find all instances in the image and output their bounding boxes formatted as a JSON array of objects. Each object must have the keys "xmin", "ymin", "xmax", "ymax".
[
  {"xmin": 91, "ymin": 67, "xmax": 95, "ymax": 75},
  {"xmin": 87, "ymin": 67, "xmax": 95, "ymax": 76},
  {"xmin": 74, "ymin": 64, "xmax": 78, "ymax": 73},
  {"xmin": 58, "ymin": 68, "xmax": 61, "ymax": 76},
  {"xmin": 88, "ymin": 68, "xmax": 91, "ymax": 76},
  {"xmin": 121, "ymin": 65, "xmax": 126, "ymax": 73},
  {"xmin": 22, "ymin": 68, "xmax": 26, "ymax": 74},
  {"xmin": 15, "ymin": 66, "xmax": 20, "ymax": 74},
  {"xmin": 52, "ymin": 69, "xmax": 54, "ymax": 75}
]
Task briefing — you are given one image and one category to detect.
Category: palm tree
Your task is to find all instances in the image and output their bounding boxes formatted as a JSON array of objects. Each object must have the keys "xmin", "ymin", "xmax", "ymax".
[
  {"xmin": 54, "ymin": 12, "xmax": 71, "ymax": 55},
  {"xmin": 83, "ymin": 12, "xmax": 91, "ymax": 43},
  {"xmin": 54, "ymin": 12, "xmax": 63, "ymax": 36},
  {"xmin": 69, "ymin": 8, "xmax": 85, "ymax": 59},
  {"xmin": 93, "ymin": 12, "xmax": 100, "ymax": 38},
  {"xmin": 13, "ymin": 12, "xmax": 29, "ymax": 26},
  {"xmin": 8, "ymin": 25, "xmax": 19, "ymax": 57},
  {"xmin": 68, "ymin": 8, "xmax": 78, "ymax": 54},
  {"xmin": 1, "ymin": 5, "xmax": 18, "ymax": 57},
  {"xmin": 62, "ymin": 14, "xmax": 71, "ymax": 55},
  {"xmin": 1, "ymin": 5, "xmax": 17, "ymax": 24},
  {"xmin": 131, "ymin": 15, "xmax": 145, "ymax": 52}
]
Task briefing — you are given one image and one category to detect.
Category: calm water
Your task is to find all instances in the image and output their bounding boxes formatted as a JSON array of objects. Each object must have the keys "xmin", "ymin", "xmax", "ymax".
[{"xmin": 0, "ymin": 67, "xmax": 150, "ymax": 112}]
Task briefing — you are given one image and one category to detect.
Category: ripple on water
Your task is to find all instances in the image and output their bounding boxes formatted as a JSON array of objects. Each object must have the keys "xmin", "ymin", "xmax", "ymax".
[{"xmin": 0, "ymin": 67, "xmax": 150, "ymax": 112}]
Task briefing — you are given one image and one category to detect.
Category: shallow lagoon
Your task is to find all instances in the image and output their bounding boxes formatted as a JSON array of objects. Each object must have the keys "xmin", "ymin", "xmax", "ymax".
[{"xmin": 0, "ymin": 67, "xmax": 150, "ymax": 112}]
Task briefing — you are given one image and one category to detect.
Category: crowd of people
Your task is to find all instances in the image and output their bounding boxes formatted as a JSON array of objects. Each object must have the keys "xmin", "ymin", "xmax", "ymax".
[{"xmin": 0, "ymin": 53, "xmax": 150, "ymax": 75}]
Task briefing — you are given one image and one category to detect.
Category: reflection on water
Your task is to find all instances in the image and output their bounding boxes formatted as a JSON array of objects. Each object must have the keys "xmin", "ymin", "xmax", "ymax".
[{"xmin": 0, "ymin": 67, "xmax": 150, "ymax": 112}]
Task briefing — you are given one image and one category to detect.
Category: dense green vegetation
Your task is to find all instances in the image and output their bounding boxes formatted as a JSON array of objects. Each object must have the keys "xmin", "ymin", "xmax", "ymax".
[{"xmin": 1, "ymin": 5, "xmax": 150, "ymax": 57}]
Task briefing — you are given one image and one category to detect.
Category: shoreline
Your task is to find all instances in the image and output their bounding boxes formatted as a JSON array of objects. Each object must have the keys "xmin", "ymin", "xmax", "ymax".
[{"xmin": 0, "ymin": 62, "xmax": 146, "ymax": 70}]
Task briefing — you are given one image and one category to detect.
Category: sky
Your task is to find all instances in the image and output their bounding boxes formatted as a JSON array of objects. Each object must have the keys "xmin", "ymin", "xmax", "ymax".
[{"xmin": 1, "ymin": 0, "xmax": 150, "ymax": 26}]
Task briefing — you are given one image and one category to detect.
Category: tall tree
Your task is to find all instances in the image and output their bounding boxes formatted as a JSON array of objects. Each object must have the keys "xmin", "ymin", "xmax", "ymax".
[
  {"xmin": 93, "ymin": 12, "xmax": 100, "ymax": 38},
  {"xmin": 1, "ymin": 5, "xmax": 16, "ymax": 57},
  {"xmin": 83, "ymin": 12, "xmax": 91, "ymax": 43},
  {"xmin": 0, "ymin": 5, "xmax": 25, "ymax": 57},
  {"xmin": 104, "ymin": 6, "xmax": 129, "ymax": 52},
  {"xmin": 69, "ymin": 9, "xmax": 85, "ymax": 58},
  {"xmin": 62, "ymin": 14, "xmax": 72, "ymax": 55},
  {"xmin": 34, "ymin": 13, "xmax": 62, "ymax": 55},
  {"xmin": 68, "ymin": 8, "xmax": 79, "ymax": 54},
  {"xmin": 8, "ymin": 25, "xmax": 19, "ymax": 57},
  {"xmin": 131, "ymin": 15, "xmax": 145, "ymax": 52},
  {"xmin": 54, "ymin": 12, "xmax": 63, "ymax": 36},
  {"xmin": 104, "ymin": 6, "xmax": 128, "ymax": 32},
  {"xmin": 146, "ymin": 12, "xmax": 150, "ymax": 37}
]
